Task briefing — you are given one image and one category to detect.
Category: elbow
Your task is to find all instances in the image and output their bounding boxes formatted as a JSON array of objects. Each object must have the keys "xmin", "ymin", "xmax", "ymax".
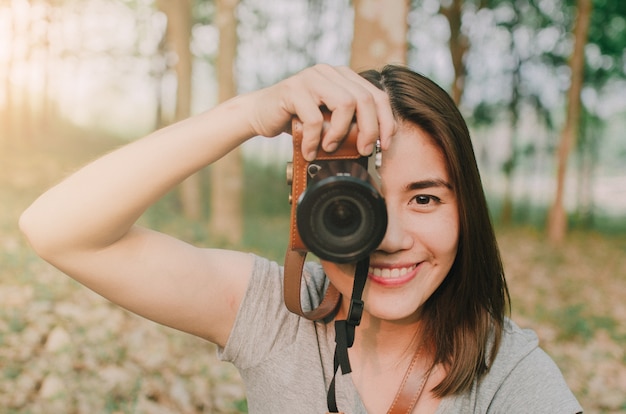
[{"xmin": 19, "ymin": 206, "xmax": 56, "ymax": 260}]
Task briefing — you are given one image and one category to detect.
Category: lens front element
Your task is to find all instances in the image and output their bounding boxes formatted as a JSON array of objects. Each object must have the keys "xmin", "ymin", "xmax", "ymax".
[{"xmin": 324, "ymin": 198, "xmax": 361, "ymax": 238}]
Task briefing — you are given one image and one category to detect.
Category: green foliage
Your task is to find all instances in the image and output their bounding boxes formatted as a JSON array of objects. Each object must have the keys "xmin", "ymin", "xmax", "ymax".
[
  {"xmin": 3, "ymin": 363, "xmax": 22, "ymax": 381},
  {"xmin": 487, "ymin": 191, "xmax": 626, "ymax": 234},
  {"xmin": 541, "ymin": 303, "xmax": 619, "ymax": 342},
  {"xmin": 554, "ymin": 303, "xmax": 595, "ymax": 341},
  {"xmin": 586, "ymin": 0, "xmax": 626, "ymax": 85},
  {"xmin": 193, "ymin": 0, "xmax": 216, "ymax": 26},
  {"xmin": 139, "ymin": 161, "xmax": 292, "ymax": 261},
  {"xmin": 469, "ymin": 101, "xmax": 501, "ymax": 127},
  {"xmin": 239, "ymin": 161, "xmax": 292, "ymax": 261},
  {"xmin": 7, "ymin": 311, "xmax": 27, "ymax": 334},
  {"xmin": 103, "ymin": 378, "xmax": 141, "ymax": 414},
  {"xmin": 233, "ymin": 398, "xmax": 249, "ymax": 412},
  {"xmin": 243, "ymin": 161, "xmax": 291, "ymax": 218}
]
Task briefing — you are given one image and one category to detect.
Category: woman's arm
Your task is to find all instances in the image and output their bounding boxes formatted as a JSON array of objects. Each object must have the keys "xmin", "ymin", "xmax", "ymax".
[
  {"xmin": 20, "ymin": 94, "xmax": 259, "ymax": 346},
  {"xmin": 19, "ymin": 64, "xmax": 395, "ymax": 347}
]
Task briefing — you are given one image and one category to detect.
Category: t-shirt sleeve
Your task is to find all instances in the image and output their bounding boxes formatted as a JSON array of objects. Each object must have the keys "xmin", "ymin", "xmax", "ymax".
[{"xmin": 217, "ymin": 255, "xmax": 302, "ymax": 370}]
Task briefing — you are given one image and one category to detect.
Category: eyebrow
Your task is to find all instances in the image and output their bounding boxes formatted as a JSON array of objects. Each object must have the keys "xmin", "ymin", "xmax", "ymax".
[{"xmin": 404, "ymin": 178, "xmax": 453, "ymax": 192}]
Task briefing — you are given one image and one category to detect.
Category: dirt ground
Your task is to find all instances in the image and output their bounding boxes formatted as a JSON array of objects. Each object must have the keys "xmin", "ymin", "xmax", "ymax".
[{"xmin": 1, "ymin": 147, "xmax": 625, "ymax": 413}]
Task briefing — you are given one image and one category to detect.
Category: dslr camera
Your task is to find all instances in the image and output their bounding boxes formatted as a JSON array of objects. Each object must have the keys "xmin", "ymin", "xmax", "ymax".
[{"xmin": 286, "ymin": 111, "xmax": 387, "ymax": 264}]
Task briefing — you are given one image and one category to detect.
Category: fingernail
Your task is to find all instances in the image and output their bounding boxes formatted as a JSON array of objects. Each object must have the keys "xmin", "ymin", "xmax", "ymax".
[
  {"xmin": 325, "ymin": 141, "xmax": 338, "ymax": 152},
  {"xmin": 306, "ymin": 150, "xmax": 317, "ymax": 161},
  {"xmin": 363, "ymin": 143, "xmax": 374, "ymax": 155}
]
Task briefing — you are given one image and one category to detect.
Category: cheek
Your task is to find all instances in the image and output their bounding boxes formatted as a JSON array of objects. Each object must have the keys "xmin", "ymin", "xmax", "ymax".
[{"xmin": 421, "ymin": 208, "xmax": 459, "ymax": 261}]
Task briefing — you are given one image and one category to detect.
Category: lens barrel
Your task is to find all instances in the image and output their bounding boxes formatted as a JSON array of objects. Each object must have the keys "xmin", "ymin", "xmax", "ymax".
[{"xmin": 296, "ymin": 160, "xmax": 387, "ymax": 263}]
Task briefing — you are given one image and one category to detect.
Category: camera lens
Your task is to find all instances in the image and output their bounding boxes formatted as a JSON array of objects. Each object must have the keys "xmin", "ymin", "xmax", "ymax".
[
  {"xmin": 324, "ymin": 198, "xmax": 361, "ymax": 238},
  {"xmin": 297, "ymin": 168, "xmax": 387, "ymax": 263}
]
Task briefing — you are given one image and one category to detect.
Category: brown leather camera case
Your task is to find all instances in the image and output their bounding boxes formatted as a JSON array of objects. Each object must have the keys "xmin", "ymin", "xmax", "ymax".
[{"xmin": 283, "ymin": 113, "xmax": 360, "ymax": 320}]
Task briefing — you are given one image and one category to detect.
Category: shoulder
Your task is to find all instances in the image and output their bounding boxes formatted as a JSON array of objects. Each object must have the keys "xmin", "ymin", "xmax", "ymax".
[
  {"xmin": 483, "ymin": 319, "xmax": 583, "ymax": 413},
  {"xmin": 491, "ymin": 318, "xmax": 540, "ymax": 372},
  {"xmin": 218, "ymin": 257, "xmax": 340, "ymax": 413},
  {"xmin": 439, "ymin": 319, "xmax": 582, "ymax": 413},
  {"xmin": 219, "ymin": 256, "xmax": 330, "ymax": 367}
]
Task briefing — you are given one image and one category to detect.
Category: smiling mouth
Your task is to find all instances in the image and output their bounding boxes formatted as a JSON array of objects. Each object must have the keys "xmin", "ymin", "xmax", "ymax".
[{"xmin": 368, "ymin": 264, "xmax": 417, "ymax": 279}]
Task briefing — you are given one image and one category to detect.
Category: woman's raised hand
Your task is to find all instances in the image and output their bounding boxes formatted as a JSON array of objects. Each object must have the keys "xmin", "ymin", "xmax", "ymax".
[{"xmin": 247, "ymin": 64, "xmax": 397, "ymax": 161}]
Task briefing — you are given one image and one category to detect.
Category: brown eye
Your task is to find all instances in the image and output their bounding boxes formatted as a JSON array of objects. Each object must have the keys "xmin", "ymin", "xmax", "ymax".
[{"xmin": 413, "ymin": 195, "xmax": 440, "ymax": 205}]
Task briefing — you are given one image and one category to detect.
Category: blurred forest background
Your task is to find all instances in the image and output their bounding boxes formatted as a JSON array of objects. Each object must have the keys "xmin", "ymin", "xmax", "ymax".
[{"xmin": 1, "ymin": 0, "xmax": 625, "ymax": 413}]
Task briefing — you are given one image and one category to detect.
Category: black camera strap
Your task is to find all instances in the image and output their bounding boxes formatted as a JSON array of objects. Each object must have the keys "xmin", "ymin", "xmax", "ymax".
[{"xmin": 326, "ymin": 257, "xmax": 369, "ymax": 413}]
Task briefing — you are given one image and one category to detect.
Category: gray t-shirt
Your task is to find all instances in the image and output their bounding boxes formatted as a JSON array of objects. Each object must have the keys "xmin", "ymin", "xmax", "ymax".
[{"xmin": 219, "ymin": 255, "xmax": 583, "ymax": 413}]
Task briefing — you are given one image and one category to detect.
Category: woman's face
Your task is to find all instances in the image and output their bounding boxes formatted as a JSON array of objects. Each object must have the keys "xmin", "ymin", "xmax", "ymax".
[{"xmin": 322, "ymin": 121, "xmax": 459, "ymax": 323}]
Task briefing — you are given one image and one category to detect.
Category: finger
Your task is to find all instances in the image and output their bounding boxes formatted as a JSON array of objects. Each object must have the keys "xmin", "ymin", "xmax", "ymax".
[
  {"xmin": 291, "ymin": 97, "xmax": 325, "ymax": 161},
  {"xmin": 373, "ymin": 91, "xmax": 396, "ymax": 151},
  {"xmin": 323, "ymin": 105, "xmax": 356, "ymax": 153},
  {"xmin": 278, "ymin": 67, "xmax": 331, "ymax": 160},
  {"xmin": 288, "ymin": 65, "xmax": 358, "ymax": 159},
  {"xmin": 306, "ymin": 65, "xmax": 359, "ymax": 153},
  {"xmin": 333, "ymin": 67, "xmax": 380, "ymax": 155},
  {"xmin": 336, "ymin": 67, "xmax": 397, "ymax": 152}
]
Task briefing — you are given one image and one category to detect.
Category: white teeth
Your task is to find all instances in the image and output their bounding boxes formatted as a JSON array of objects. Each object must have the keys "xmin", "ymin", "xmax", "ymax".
[{"xmin": 368, "ymin": 265, "xmax": 416, "ymax": 279}]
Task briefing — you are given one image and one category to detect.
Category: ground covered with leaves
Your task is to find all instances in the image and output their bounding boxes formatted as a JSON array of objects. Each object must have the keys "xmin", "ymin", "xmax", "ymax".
[{"xmin": 1, "ymin": 143, "xmax": 625, "ymax": 413}]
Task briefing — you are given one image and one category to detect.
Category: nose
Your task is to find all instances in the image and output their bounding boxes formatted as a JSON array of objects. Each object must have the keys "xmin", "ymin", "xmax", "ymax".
[{"xmin": 376, "ymin": 207, "xmax": 413, "ymax": 254}]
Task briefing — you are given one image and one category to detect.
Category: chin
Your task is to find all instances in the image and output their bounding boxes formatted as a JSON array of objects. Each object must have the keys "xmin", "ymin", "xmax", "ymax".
[{"xmin": 360, "ymin": 291, "xmax": 423, "ymax": 324}]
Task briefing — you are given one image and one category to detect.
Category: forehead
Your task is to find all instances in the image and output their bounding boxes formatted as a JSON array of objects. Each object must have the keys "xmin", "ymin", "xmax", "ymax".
[{"xmin": 379, "ymin": 122, "xmax": 450, "ymax": 184}]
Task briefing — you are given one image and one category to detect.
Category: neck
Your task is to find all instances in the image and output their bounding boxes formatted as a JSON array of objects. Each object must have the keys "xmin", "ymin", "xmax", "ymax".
[
  {"xmin": 335, "ymin": 303, "xmax": 424, "ymax": 364},
  {"xmin": 344, "ymin": 310, "xmax": 437, "ymax": 414},
  {"xmin": 361, "ymin": 313, "xmax": 423, "ymax": 358}
]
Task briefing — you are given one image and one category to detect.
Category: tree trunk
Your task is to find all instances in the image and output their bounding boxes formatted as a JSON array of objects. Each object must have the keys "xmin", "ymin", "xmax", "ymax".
[
  {"xmin": 501, "ymin": 57, "xmax": 521, "ymax": 226},
  {"xmin": 440, "ymin": 0, "xmax": 468, "ymax": 105},
  {"xmin": 210, "ymin": 0, "xmax": 243, "ymax": 246},
  {"xmin": 158, "ymin": 0, "xmax": 201, "ymax": 220},
  {"xmin": 153, "ymin": 30, "xmax": 169, "ymax": 130},
  {"xmin": 575, "ymin": 110, "xmax": 598, "ymax": 228},
  {"xmin": 350, "ymin": 0, "xmax": 409, "ymax": 69},
  {"xmin": 547, "ymin": 0, "xmax": 592, "ymax": 245}
]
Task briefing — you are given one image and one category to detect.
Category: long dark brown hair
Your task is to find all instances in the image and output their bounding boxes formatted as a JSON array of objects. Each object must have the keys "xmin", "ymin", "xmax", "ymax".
[{"xmin": 361, "ymin": 65, "xmax": 510, "ymax": 397}]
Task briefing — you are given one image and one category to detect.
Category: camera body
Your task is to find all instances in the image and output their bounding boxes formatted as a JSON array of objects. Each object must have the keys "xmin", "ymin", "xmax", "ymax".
[{"xmin": 286, "ymin": 113, "xmax": 387, "ymax": 264}]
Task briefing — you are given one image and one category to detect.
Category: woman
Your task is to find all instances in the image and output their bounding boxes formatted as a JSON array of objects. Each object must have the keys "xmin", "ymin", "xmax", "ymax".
[{"xmin": 20, "ymin": 64, "xmax": 581, "ymax": 413}]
